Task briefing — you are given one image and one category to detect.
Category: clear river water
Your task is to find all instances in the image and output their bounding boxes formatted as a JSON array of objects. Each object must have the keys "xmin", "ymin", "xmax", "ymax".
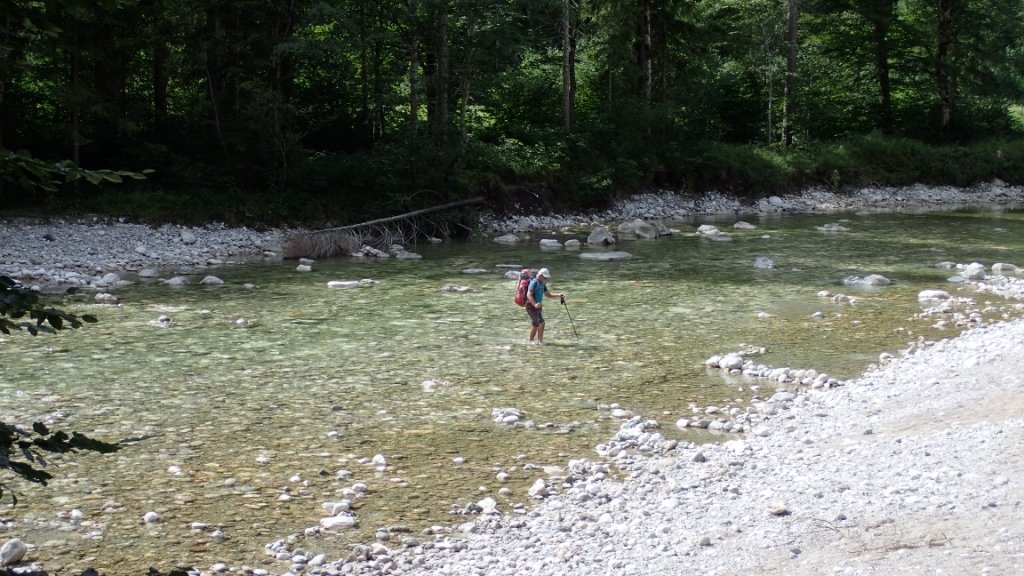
[{"xmin": 2, "ymin": 207, "xmax": 1023, "ymax": 574}]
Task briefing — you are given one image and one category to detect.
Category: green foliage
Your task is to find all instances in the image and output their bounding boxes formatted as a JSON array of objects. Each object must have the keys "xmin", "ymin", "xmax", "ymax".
[
  {"xmin": 1, "ymin": 0, "xmax": 1023, "ymax": 223},
  {"xmin": 681, "ymin": 142, "xmax": 790, "ymax": 198},
  {"xmin": 1, "ymin": 421, "xmax": 120, "ymax": 505},
  {"xmin": 0, "ymin": 149, "xmax": 151, "ymax": 205},
  {"xmin": 0, "ymin": 276, "xmax": 98, "ymax": 336},
  {"xmin": 1011, "ymin": 106, "xmax": 1024, "ymax": 132}
]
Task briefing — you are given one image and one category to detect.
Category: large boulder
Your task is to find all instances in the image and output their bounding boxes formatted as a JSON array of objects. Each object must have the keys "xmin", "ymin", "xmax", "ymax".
[
  {"xmin": 0, "ymin": 538, "xmax": 28, "ymax": 567},
  {"xmin": 696, "ymin": 224, "xmax": 721, "ymax": 236},
  {"xmin": 617, "ymin": 219, "xmax": 658, "ymax": 240},
  {"xmin": 961, "ymin": 262, "xmax": 987, "ymax": 280},
  {"xmin": 587, "ymin": 226, "xmax": 616, "ymax": 245},
  {"xmin": 991, "ymin": 262, "xmax": 1020, "ymax": 275},
  {"xmin": 493, "ymin": 234, "xmax": 521, "ymax": 244}
]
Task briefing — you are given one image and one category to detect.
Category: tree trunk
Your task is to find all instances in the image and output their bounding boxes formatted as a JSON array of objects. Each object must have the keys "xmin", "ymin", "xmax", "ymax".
[
  {"xmin": 434, "ymin": 2, "xmax": 449, "ymax": 150},
  {"xmin": 69, "ymin": 27, "xmax": 82, "ymax": 167},
  {"xmin": 781, "ymin": 0, "xmax": 798, "ymax": 146},
  {"xmin": 0, "ymin": 72, "xmax": 6, "ymax": 150},
  {"xmin": 359, "ymin": 0, "xmax": 371, "ymax": 142},
  {"xmin": 273, "ymin": 0, "xmax": 297, "ymax": 98},
  {"xmin": 272, "ymin": 0, "xmax": 297, "ymax": 190},
  {"xmin": 936, "ymin": 0, "xmax": 955, "ymax": 134},
  {"xmin": 458, "ymin": 16, "xmax": 476, "ymax": 152},
  {"xmin": 373, "ymin": 0, "xmax": 386, "ymax": 140},
  {"xmin": 408, "ymin": 0, "xmax": 420, "ymax": 145},
  {"xmin": 561, "ymin": 0, "xmax": 576, "ymax": 136},
  {"xmin": 871, "ymin": 0, "xmax": 894, "ymax": 134},
  {"xmin": 153, "ymin": 38, "xmax": 169, "ymax": 141},
  {"xmin": 204, "ymin": 5, "xmax": 227, "ymax": 156},
  {"xmin": 92, "ymin": 20, "xmax": 128, "ymax": 141},
  {"xmin": 636, "ymin": 0, "xmax": 652, "ymax": 101}
]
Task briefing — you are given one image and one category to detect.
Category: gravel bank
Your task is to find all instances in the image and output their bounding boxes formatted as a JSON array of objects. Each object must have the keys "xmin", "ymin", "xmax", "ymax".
[
  {"xmin": 313, "ymin": 317, "xmax": 1024, "ymax": 576},
  {"xmin": 0, "ymin": 220, "xmax": 289, "ymax": 290},
  {"xmin": 2, "ymin": 182, "xmax": 1022, "ymax": 289},
  {"xmin": 482, "ymin": 182, "xmax": 1024, "ymax": 232}
]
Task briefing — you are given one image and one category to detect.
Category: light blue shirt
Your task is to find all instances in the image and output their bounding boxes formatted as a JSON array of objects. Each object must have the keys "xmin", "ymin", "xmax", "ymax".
[{"xmin": 528, "ymin": 278, "xmax": 546, "ymax": 304}]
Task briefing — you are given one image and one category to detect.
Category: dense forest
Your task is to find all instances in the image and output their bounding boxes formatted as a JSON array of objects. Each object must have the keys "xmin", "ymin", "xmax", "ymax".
[{"xmin": 1, "ymin": 0, "xmax": 1023, "ymax": 225}]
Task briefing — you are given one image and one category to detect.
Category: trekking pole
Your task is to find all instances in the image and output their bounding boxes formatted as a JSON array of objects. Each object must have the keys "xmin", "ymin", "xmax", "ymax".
[{"xmin": 561, "ymin": 296, "xmax": 579, "ymax": 340}]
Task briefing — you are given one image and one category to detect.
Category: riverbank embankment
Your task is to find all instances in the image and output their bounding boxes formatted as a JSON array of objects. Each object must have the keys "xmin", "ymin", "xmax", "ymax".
[{"xmin": 2, "ymin": 182, "xmax": 1023, "ymax": 290}]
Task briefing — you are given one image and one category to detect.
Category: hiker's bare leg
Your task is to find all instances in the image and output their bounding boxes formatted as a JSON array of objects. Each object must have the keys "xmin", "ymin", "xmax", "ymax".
[
  {"xmin": 529, "ymin": 325, "xmax": 539, "ymax": 342},
  {"xmin": 537, "ymin": 321, "xmax": 545, "ymax": 343}
]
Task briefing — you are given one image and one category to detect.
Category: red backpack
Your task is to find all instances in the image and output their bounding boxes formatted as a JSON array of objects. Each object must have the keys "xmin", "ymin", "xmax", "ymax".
[{"xmin": 513, "ymin": 268, "xmax": 534, "ymax": 307}]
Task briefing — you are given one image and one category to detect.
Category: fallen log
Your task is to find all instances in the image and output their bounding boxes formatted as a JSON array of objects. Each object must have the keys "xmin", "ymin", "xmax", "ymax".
[{"xmin": 285, "ymin": 196, "xmax": 485, "ymax": 259}]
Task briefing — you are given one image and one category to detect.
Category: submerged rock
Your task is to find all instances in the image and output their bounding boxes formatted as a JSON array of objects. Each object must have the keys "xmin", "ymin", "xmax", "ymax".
[
  {"xmin": 579, "ymin": 251, "xmax": 632, "ymax": 261},
  {"xmin": 843, "ymin": 274, "xmax": 892, "ymax": 286}
]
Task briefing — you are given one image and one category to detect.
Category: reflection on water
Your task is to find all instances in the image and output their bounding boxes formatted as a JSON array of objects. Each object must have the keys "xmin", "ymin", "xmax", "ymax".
[{"xmin": 2, "ymin": 208, "xmax": 1023, "ymax": 574}]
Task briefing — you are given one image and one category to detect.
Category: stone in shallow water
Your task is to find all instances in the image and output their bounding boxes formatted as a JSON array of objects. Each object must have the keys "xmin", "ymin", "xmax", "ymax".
[
  {"xmin": 579, "ymin": 251, "xmax": 631, "ymax": 261},
  {"xmin": 493, "ymin": 234, "xmax": 521, "ymax": 244},
  {"xmin": 918, "ymin": 289, "xmax": 951, "ymax": 301},
  {"xmin": 320, "ymin": 515, "xmax": 357, "ymax": 530},
  {"xmin": 0, "ymin": 538, "xmax": 28, "ymax": 567}
]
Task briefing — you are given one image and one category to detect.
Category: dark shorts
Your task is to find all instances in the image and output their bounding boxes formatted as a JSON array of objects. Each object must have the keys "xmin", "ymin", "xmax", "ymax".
[{"xmin": 526, "ymin": 304, "xmax": 544, "ymax": 326}]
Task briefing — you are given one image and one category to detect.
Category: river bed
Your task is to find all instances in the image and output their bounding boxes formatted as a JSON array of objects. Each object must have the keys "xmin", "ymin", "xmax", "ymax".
[{"xmin": 2, "ymin": 207, "xmax": 1023, "ymax": 574}]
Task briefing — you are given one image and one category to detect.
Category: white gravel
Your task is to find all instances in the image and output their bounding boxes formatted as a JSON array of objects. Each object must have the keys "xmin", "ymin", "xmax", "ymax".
[
  {"xmin": 483, "ymin": 181, "xmax": 1024, "ymax": 232},
  {"xmin": 0, "ymin": 219, "xmax": 289, "ymax": 290},
  {"xmin": 318, "ymin": 316, "xmax": 1024, "ymax": 576}
]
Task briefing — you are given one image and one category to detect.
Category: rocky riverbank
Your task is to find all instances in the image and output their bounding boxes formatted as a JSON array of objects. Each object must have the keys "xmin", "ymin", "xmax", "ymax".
[
  {"xmin": 481, "ymin": 181, "xmax": 1024, "ymax": 233},
  {"xmin": 2, "ymin": 182, "xmax": 1023, "ymax": 290},
  {"xmin": 0, "ymin": 220, "xmax": 289, "ymax": 290},
  {"xmin": 292, "ymin": 314, "xmax": 1024, "ymax": 576}
]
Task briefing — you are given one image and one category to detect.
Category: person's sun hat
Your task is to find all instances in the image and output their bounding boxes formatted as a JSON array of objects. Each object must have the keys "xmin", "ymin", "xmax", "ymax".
[{"xmin": 537, "ymin": 268, "xmax": 550, "ymax": 279}]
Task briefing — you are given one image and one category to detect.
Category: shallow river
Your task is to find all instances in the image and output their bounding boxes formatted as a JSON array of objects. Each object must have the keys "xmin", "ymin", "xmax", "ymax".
[{"xmin": 2, "ymin": 207, "xmax": 1023, "ymax": 574}]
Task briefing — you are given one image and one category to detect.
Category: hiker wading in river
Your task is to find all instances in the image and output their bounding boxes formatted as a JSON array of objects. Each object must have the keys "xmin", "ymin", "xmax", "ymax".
[{"xmin": 526, "ymin": 268, "xmax": 565, "ymax": 345}]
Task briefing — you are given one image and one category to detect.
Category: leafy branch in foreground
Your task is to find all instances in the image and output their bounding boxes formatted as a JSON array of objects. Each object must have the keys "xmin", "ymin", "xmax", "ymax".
[
  {"xmin": 0, "ymin": 275, "xmax": 97, "ymax": 335},
  {"xmin": 1, "ymin": 421, "xmax": 121, "ymax": 505},
  {"xmin": 0, "ymin": 148, "xmax": 152, "ymax": 192},
  {"xmin": 1, "ymin": 277, "xmax": 113, "ymax": 505}
]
